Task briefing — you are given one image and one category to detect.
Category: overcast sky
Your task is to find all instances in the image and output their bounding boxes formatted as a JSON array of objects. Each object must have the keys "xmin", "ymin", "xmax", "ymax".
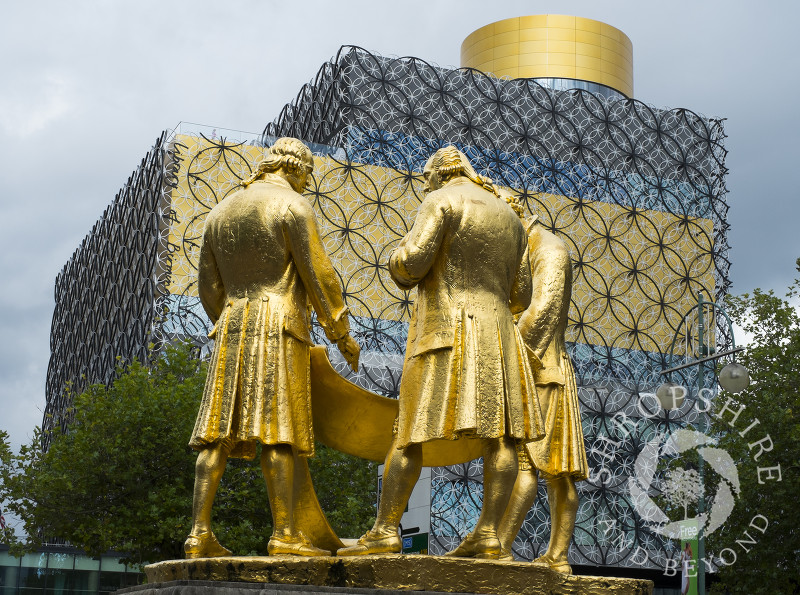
[{"xmin": 1, "ymin": 0, "xmax": 798, "ymax": 463}]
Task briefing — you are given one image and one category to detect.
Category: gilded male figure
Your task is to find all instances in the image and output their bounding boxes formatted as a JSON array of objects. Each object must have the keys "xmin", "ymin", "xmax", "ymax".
[
  {"xmin": 185, "ymin": 137, "xmax": 360, "ymax": 558},
  {"xmin": 340, "ymin": 146, "xmax": 544, "ymax": 559},
  {"xmin": 498, "ymin": 213, "xmax": 589, "ymax": 573}
]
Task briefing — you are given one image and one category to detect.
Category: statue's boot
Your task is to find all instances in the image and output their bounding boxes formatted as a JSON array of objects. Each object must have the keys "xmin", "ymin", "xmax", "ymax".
[
  {"xmin": 444, "ymin": 532, "xmax": 501, "ymax": 559},
  {"xmin": 184, "ymin": 531, "xmax": 232, "ymax": 559},
  {"xmin": 337, "ymin": 529, "xmax": 401, "ymax": 556},
  {"xmin": 268, "ymin": 532, "xmax": 331, "ymax": 557},
  {"xmin": 533, "ymin": 554, "xmax": 572, "ymax": 575}
]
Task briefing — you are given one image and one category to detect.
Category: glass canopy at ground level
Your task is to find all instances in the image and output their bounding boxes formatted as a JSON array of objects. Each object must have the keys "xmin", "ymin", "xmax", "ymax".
[{"xmin": 0, "ymin": 546, "xmax": 142, "ymax": 595}]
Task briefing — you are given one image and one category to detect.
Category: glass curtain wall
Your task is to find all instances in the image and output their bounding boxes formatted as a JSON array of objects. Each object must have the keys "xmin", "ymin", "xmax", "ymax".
[{"xmin": 0, "ymin": 547, "xmax": 141, "ymax": 595}]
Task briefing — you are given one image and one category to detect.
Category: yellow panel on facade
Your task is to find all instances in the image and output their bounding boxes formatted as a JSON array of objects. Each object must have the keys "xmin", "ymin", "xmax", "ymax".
[
  {"xmin": 519, "ymin": 15, "xmax": 547, "ymax": 28},
  {"xmin": 576, "ymin": 55, "xmax": 603, "ymax": 70},
  {"xmin": 576, "ymin": 41, "xmax": 602, "ymax": 59},
  {"xmin": 576, "ymin": 30, "xmax": 602, "ymax": 46},
  {"xmin": 519, "ymin": 40, "xmax": 548, "ymax": 55},
  {"xmin": 600, "ymin": 22, "xmax": 621, "ymax": 41},
  {"xmin": 493, "ymin": 17, "xmax": 520, "ymax": 34},
  {"xmin": 519, "ymin": 27, "xmax": 549, "ymax": 42},
  {"xmin": 470, "ymin": 48, "xmax": 494, "ymax": 67},
  {"xmin": 493, "ymin": 42, "xmax": 521, "ymax": 59},
  {"xmin": 575, "ymin": 16, "xmax": 602, "ymax": 34},
  {"xmin": 546, "ymin": 64, "xmax": 577, "ymax": 78},
  {"xmin": 575, "ymin": 70, "xmax": 599, "ymax": 85},
  {"xmin": 166, "ymin": 134, "xmax": 714, "ymax": 356},
  {"xmin": 548, "ymin": 40, "xmax": 577, "ymax": 54},
  {"xmin": 518, "ymin": 53, "xmax": 549, "ymax": 67},
  {"xmin": 461, "ymin": 14, "xmax": 633, "ymax": 97},
  {"xmin": 604, "ymin": 76, "xmax": 624, "ymax": 92},
  {"xmin": 493, "ymin": 30, "xmax": 520, "ymax": 47},
  {"xmin": 600, "ymin": 33, "xmax": 623, "ymax": 50},
  {"xmin": 546, "ymin": 14, "xmax": 576, "ymax": 28},
  {"xmin": 493, "ymin": 55, "xmax": 520, "ymax": 71},
  {"xmin": 547, "ymin": 27, "xmax": 576, "ymax": 42},
  {"xmin": 598, "ymin": 55, "xmax": 620, "ymax": 74},
  {"xmin": 548, "ymin": 51, "xmax": 577, "ymax": 66},
  {"xmin": 493, "ymin": 68, "xmax": 519, "ymax": 79},
  {"xmin": 468, "ymin": 34, "xmax": 497, "ymax": 57}
]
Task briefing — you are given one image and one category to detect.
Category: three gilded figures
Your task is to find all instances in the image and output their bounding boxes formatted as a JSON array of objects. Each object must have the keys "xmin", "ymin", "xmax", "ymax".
[{"xmin": 185, "ymin": 138, "xmax": 587, "ymax": 573}]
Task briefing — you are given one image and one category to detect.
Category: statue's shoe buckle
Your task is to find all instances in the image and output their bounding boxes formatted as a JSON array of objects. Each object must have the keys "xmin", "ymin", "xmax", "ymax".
[
  {"xmin": 268, "ymin": 532, "xmax": 331, "ymax": 557},
  {"xmin": 498, "ymin": 548, "xmax": 514, "ymax": 561},
  {"xmin": 444, "ymin": 532, "xmax": 501, "ymax": 559},
  {"xmin": 533, "ymin": 554, "xmax": 572, "ymax": 574},
  {"xmin": 184, "ymin": 531, "xmax": 232, "ymax": 559},
  {"xmin": 336, "ymin": 530, "xmax": 401, "ymax": 556}
]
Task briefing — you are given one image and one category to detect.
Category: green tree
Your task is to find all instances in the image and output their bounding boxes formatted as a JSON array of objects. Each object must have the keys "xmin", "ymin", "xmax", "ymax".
[
  {"xmin": 308, "ymin": 441, "xmax": 378, "ymax": 539},
  {"xmin": 0, "ymin": 342, "xmax": 375, "ymax": 566},
  {"xmin": 707, "ymin": 265, "xmax": 800, "ymax": 594}
]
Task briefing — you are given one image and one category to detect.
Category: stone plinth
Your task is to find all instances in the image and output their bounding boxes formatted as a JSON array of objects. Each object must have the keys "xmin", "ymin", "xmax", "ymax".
[{"xmin": 137, "ymin": 556, "xmax": 652, "ymax": 595}]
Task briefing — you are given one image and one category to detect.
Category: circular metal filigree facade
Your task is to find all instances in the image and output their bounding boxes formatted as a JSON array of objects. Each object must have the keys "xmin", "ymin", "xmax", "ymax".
[
  {"xmin": 46, "ymin": 46, "xmax": 730, "ymax": 571},
  {"xmin": 44, "ymin": 131, "xmax": 177, "ymax": 446},
  {"xmin": 264, "ymin": 46, "xmax": 731, "ymax": 569}
]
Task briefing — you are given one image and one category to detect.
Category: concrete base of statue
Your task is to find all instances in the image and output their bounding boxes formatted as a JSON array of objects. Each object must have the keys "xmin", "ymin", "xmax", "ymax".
[{"xmin": 129, "ymin": 555, "xmax": 653, "ymax": 595}]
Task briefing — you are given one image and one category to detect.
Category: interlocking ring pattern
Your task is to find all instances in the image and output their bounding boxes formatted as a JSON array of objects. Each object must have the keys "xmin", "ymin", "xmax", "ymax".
[
  {"xmin": 44, "ymin": 131, "xmax": 178, "ymax": 448},
  {"xmin": 265, "ymin": 47, "xmax": 731, "ymax": 568},
  {"xmin": 47, "ymin": 46, "xmax": 730, "ymax": 571}
]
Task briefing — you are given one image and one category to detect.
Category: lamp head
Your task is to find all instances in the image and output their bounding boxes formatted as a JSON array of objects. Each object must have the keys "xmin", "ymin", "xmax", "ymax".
[
  {"xmin": 719, "ymin": 362, "xmax": 750, "ymax": 393},
  {"xmin": 656, "ymin": 381, "xmax": 686, "ymax": 410}
]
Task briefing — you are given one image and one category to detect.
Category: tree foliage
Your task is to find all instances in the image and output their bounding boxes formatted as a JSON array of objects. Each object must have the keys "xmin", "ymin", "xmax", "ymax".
[
  {"xmin": 0, "ymin": 342, "xmax": 376, "ymax": 566},
  {"xmin": 707, "ymin": 265, "xmax": 800, "ymax": 594}
]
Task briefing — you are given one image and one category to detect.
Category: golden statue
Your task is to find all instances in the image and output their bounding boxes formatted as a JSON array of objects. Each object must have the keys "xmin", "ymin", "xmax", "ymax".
[
  {"xmin": 339, "ymin": 146, "xmax": 544, "ymax": 559},
  {"xmin": 185, "ymin": 137, "xmax": 360, "ymax": 559},
  {"xmin": 497, "ymin": 212, "xmax": 589, "ymax": 574}
]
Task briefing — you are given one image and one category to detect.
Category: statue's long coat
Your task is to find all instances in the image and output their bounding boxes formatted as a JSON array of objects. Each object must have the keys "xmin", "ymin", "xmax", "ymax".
[
  {"xmin": 189, "ymin": 174, "xmax": 350, "ymax": 459},
  {"xmin": 518, "ymin": 217, "xmax": 589, "ymax": 479},
  {"xmin": 390, "ymin": 178, "xmax": 544, "ymax": 448}
]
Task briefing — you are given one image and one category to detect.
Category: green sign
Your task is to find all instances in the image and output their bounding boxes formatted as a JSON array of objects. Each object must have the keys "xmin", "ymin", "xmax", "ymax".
[
  {"xmin": 402, "ymin": 533, "xmax": 429, "ymax": 555},
  {"xmin": 678, "ymin": 519, "xmax": 699, "ymax": 595}
]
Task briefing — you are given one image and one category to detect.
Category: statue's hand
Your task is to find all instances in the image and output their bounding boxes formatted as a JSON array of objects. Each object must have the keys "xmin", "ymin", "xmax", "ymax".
[{"xmin": 337, "ymin": 335, "xmax": 361, "ymax": 372}]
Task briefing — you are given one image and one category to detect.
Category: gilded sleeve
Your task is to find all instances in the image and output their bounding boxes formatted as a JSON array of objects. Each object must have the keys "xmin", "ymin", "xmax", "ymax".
[
  {"xmin": 389, "ymin": 193, "xmax": 449, "ymax": 289},
  {"xmin": 509, "ymin": 231, "xmax": 533, "ymax": 315},
  {"xmin": 517, "ymin": 229, "xmax": 571, "ymax": 360},
  {"xmin": 284, "ymin": 199, "xmax": 350, "ymax": 342},
  {"xmin": 198, "ymin": 222, "xmax": 225, "ymax": 323}
]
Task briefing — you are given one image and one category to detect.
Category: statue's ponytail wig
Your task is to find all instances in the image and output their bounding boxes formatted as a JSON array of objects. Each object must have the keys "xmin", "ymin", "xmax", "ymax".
[
  {"xmin": 241, "ymin": 137, "xmax": 314, "ymax": 188},
  {"xmin": 430, "ymin": 146, "xmax": 501, "ymax": 198}
]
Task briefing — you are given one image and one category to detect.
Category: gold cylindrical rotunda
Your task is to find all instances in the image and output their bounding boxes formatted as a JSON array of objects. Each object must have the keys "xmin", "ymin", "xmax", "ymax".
[{"xmin": 461, "ymin": 15, "xmax": 633, "ymax": 98}]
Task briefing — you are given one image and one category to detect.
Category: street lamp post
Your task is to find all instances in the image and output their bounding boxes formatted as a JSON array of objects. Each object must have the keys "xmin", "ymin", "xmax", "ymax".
[{"xmin": 657, "ymin": 291, "xmax": 749, "ymax": 594}]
